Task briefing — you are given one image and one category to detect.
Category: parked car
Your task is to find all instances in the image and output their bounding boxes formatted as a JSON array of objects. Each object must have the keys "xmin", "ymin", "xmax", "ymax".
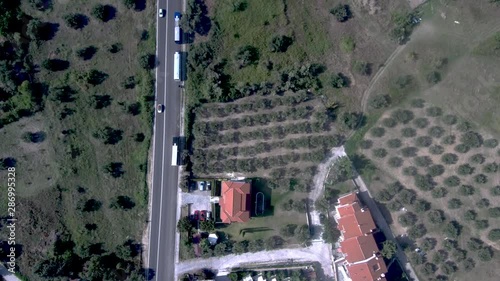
[
  {"xmin": 206, "ymin": 181, "xmax": 211, "ymax": 190},
  {"xmin": 158, "ymin": 9, "xmax": 165, "ymax": 18},
  {"xmin": 206, "ymin": 211, "xmax": 212, "ymax": 220},
  {"xmin": 200, "ymin": 211, "xmax": 206, "ymax": 221},
  {"xmin": 198, "ymin": 181, "xmax": 205, "ymax": 191},
  {"xmin": 193, "ymin": 210, "xmax": 200, "ymax": 221}
]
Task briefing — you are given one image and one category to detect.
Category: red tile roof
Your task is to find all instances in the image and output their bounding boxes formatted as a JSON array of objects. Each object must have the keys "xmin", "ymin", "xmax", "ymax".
[
  {"xmin": 338, "ymin": 192, "xmax": 358, "ymax": 205},
  {"xmin": 337, "ymin": 202, "xmax": 362, "ymax": 217},
  {"xmin": 338, "ymin": 209, "xmax": 376, "ymax": 239},
  {"xmin": 347, "ymin": 257, "xmax": 387, "ymax": 281},
  {"xmin": 340, "ymin": 234, "xmax": 379, "ymax": 263},
  {"xmin": 219, "ymin": 181, "xmax": 251, "ymax": 223}
]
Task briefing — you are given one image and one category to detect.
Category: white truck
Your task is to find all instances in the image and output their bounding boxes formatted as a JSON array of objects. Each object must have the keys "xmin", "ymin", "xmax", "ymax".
[
  {"xmin": 173, "ymin": 52, "xmax": 180, "ymax": 81},
  {"xmin": 174, "ymin": 12, "xmax": 181, "ymax": 43}
]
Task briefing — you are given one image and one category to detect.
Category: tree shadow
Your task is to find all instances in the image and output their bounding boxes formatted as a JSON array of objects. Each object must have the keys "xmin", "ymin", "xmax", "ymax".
[
  {"xmin": 40, "ymin": 22, "xmax": 59, "ymax": 41},
  {"xmin": 134, "ymin": 0, "xmax": 146, "ymax": 11},
  {"xmin": 375, "ymin": 201, "xmax": 394, "ymax": 225}
]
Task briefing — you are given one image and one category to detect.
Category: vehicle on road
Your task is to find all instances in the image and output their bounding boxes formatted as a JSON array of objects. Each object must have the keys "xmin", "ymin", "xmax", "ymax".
[
  {"xmin": 173, "ymin": 52, "xmax": 181, "ymax": 81},
  {"xmin": 157, "ymin": 104, "xmax": 164, "ymax": 113},
  {"xmin": 158, "ymin": 9, "xmax": 165, "ymax": 18},
  {"xmin": 174, "ymin": 12, "xmax": 181, "ymax": 43},
  {"xmin": 172, "ymin": 141, "xmax": 178, "ymax": 166}
]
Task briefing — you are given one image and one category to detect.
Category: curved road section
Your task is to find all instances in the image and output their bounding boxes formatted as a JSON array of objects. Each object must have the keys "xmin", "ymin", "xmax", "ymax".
[{"xmin": 148, "ymin": 0, "xmax": 183, "ymax": 280}]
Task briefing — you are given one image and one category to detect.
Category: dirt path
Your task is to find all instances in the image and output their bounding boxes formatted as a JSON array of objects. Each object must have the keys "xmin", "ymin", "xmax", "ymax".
[
  {"xmin": 308, "ymin": 147, "xmax": 347, "ymax": 230},
  {"xmin": 175, "ymin": 242, "xmax": 334, "ymax": 280}
]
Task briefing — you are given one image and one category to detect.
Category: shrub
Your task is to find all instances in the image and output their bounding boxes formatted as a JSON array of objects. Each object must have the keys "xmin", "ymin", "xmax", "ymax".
[
  {"xmin": 476, "ymin": 198, "xmax": 490, "ymax": 208},
  {"xmin": 461, "ymin": 131, "xmax": 483, "ymax": 148},
  {"xmin": 270, "ymin": 35, "xmax": 293, "ymax": 53},
  {"xmin": 444, "ymin": 176, "xmax": 460, "ymax": 187},
  {"xmin": 452, "ymin": 248, "xmax": 467, "ymax": 262},
  {"xmin": 401, "ymin": 127, "xmax": 416, "ymax": 138},
  {"xmin": 431, "ymin": 249, "xmax": 448, "ymax": 264},
  {"xmin": 426, "ymin": 71, "xmax": 441, "ymax": 84},
  {"xmin": 360, "ymin": 139, "xmax": 373, "ymax": 149},
  {"xmin": 391, "ymin": 109, "xmax": 414, "ymax": 124},
  {"xmin": 398, "ymin": 212, "xmax": 417, "ymax": 227},
  {"xmin": 91, "ymin": 4, "xmax": 115, "ymax": 22},
  {"xmin": 330, "ymin": 73, "xmax": 349, "ymax": 88},
  {"xmin": 63, "ymin": 13, "xmax": 88, "ymax": 29},
  {"xmin": 387, "ymin": 200, "xmax": 403, "ymax": 211},
  {"xmin": 457, "ymin": 164, "xmax": 474, "ymax": 175},
  {"xmin": 381, "ymin": 117, "xmax": 397, "ymax": 128},
  {"xmin": 401, "ymin": 146, "xmax": 418, "ymax": 157},
  {"xmin": 474, "ymin": 174, "xmax": 488, "ymax": 184},
  {"xmin": 414, "ymin": 199, "xmax": 431, "ymax": 213},
  {"xmin": 408, "ymin": 224, "xmax": 426, "ymax": 239},
  {"xmin": 443, "ymin": 239, "xmax": 458, "ymax": 250},
  {"xmin": 441, "ymin": 135, "xmax": 455, "ymax": 145},
  {"xmin": 491, "ymin": 186, "xmax": 500, "ymax": 196},
  {"xmin": 410, "ymin": 252, "xmax": 426, "ymax": 265},
  {"xmin": 380, "ymin": 240, "xmax": 398, "ymax": 259},
  {"xmin": 330, "ymin": 4, "xmax": 352, "ymax": 22},
  {"xmin": 456, "ymin": 120, "xmax": 472, "ymax": 132},
  {"xmin": 475, "ymin": 220, "xmax": 489, "ymax": 230},
  {"xmin": 467, "ymin": 238, "xmax": 484, "ymax": 251},
  {"xmin": 398, "ymin": 189, "xmax": 416, "ymax": 205},
  {"xmin": 122, "ymin": 76, "xmax": 136, "ymax": 89},
  {"xmin": 369, "ymin": 95, "xmax": 391, "ymax": 109},
  {"xmin": 388, "ymin": 157, "xmax": 403, "ymax": 168},
  {"xmin": 478, "ymin": 247, "xmax": 493, "ymax": 261},
  {"xmin": 413, "ymin": 118, "xmax": 429, "ymax": 129},
  {"xmin": 421, "ymin": 238, "xmax": 437, "ymax": 252},
  {"xmin": 235, "ymin": 45, "xmax": 260, "ymax": 68},
  {"xmin": 415, "ymin": 136, "xmax": 432, "ymax": 147},
  {"xmin": 422, "ymin": 262, "xmax": 437, "ymax": 276},
  {"xmin": 415, "ymin": 156, "xmax": 432, "ymax": 167},
  {"xmin": 444, "ymin": 221, "xmax": 462, "ymax": 238},
  {"xmin": 441, "ymin": 261, "xmax": 457, "ymax": 275},
  {"xmin": 427, "ymin": 164, "xmax": 444, "ymax": 177},
  {"xmin": 340, "ymin": 36, "xmax": 355, "ymax": 53},
  {"xmin": 483, "ymin": 162, "xmax": 498, "ymax": 173},
  {"xmin": 395, "ymin": 74, "xmax": 413, "ymax": 89},
  {"xmin": 487, "ymin": 229, "xmax": 500, "ymax": 241},
  {"xmin": 388, "ymin": 182, "xmax": 404, "ymax": 195},
  {"xmin": 470, "ymin": 153, "xmax": 485, "ymax": 164},
  {"xmin": 441, "ymin": 153, "xmax": 458, "ymax": 164},
  {"xmin": 484, "ymin": 138, "xmax": 499, "ymax": 148},
  {"xmin": 442, "ymin": 114, "xmax": 457, "ymax": 125},
  {"xmin": 429, "ymin": 145, "xmax": 445, "ymax": 155},
  {"xmin": 414, "ymin": 174, "xmax": 435, "ymax": 191},
  {"xmin": 426, "ymin": 106, "xmax": 443, "ymax": 117},
  {"xmin": 447, "ymin": 198, "xmax": 462, "ymax": 209},
  {"xmin": 458, "ymin": 185, "xmax": 475, "ymax": 196},
  {"xmin": 489, "ymin": 207, "xmax": 500, "ymax": 218},
  {"xmin": 76, "ymin": 46, "xmax": 98, "ymax": 60},
  {"xmin": 279, "ymin": 224, "xmax": 298, "ymax": 237},
  {"xmin": 464, "ymin": 210, "xmax": 477, "ymax": 221},
  {"xmin": 410, "ymin": 98, "xmax": 425, "ymax": 108},
  {"xmin": 377, "ymin": 190, "xmax": 393, "ymax": 202},
  {"xmin": 428, "ymin": 209, "xmax": 445, "ymax": 224},
  {"xmin": 403, "ymin": 166, "xmax": 418, "ymax": 176},
  {"xmin": 463, "ymin": 258, "xmax": 476, "ymax": 270},
  {"xmin": 387, "ymin": 138, "xmax": 402, "ymax": 148},
  {"xmin": 139, "ymin": 53, "xmax": 156, "ymax": 69},
  {"xmin": 428, "ymin": 126, "xmax": 445, "ymax": 138},
  {"xmin": 454, "ymin": 143, "xmax": 470, "ymax": 153},
  {"xmin": 431, "ymin": 187, "xmax": 447, "ymax": 198},
  {"xmin": 370, "ymin": 127, "xmax": 385, "ymax": 138},
  {"xmin": 372, "ymin": 148, "xmax": 387, "ymax": 158},
  {"xmin": 352, "ymin": 60, "xmax": 371, "ymax": 75}
]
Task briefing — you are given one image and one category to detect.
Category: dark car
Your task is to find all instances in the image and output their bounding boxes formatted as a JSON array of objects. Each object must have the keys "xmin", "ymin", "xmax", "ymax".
[
  {"xmin": 194, "ymin": 210, "xmax": 200, "ymax": 221},
  {"xmin": 200, "ymin": 210, "xmax": 206, "ymax": 221}
]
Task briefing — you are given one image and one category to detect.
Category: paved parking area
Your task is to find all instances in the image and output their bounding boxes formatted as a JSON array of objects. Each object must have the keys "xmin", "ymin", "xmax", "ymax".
[{"xmin": 181, "ymin": 191, "xmax": 212, "ymax": 214}]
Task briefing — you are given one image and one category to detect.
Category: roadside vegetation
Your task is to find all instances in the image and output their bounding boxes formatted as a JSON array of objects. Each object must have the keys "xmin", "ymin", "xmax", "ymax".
[{"xmin": 0, "ymin": 0, "xmax": 155, "ymax": 279}]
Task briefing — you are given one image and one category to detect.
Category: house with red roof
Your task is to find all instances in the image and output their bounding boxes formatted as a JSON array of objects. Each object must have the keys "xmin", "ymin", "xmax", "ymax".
[
  {"xmin": 334, "ymin": 192, "xmax": 388, "ymax": 281},
  {"xmin": 219, "ymin": 181, "xmax": 252, "ymax": 223}
]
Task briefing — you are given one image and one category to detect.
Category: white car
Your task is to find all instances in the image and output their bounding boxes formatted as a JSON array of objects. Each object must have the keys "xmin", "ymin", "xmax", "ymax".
[
  {"xmin": 158, "ymin": 9, "xmax": 165, "ymax": 18},
  {"xmin": 157, "ymin": 104, "xmax": 164, "ymax": 113}
]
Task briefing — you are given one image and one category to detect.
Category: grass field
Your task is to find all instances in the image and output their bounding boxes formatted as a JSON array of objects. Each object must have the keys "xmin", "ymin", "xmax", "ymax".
[
  {"xmin": 346, "ymin": 0, "xmax": 500, "ymax": 280},
  {"xmin": 0, "ymin": 0, "xmax": 155, "ymax": 279}
]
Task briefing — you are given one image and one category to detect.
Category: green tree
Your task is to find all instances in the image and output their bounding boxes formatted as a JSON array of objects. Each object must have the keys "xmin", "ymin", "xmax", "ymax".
[
  {"xmin": 478, "ymin": 247, "xmax": 493, "ymax": 261},
  {"xmin": 408, "ymin": 224, "xmax": 426, "ymax": 239},
  {"xmin": 331, "ymin": 73, "xmax": 349, "ymax": 88},
  {"xmin": 63, "ymin": 13, "xmax": 88, "ymax": 29},
  {"xmin": 91, "ymin": 4, "xmax": 115, "ymax": 22},
  {"xmin": 330, "ymin": 4, "xmax": 351, "ymax": 22},
  {"xmin": 352, "ymin": 60, "xmax": 370, "ymax": 75},
  {"xmin": 123, "ymin": 0, "xmax": 135, "ymax": 9},
  {"xmin": 103, "ymin": 162, "xmax": 124, "ymax": 178},
  {"xmin": 199, "ymin": 220, "xmax": 215, "ymax": 232},
  {"xmin": 426, "ymin": 71, "xmax": 441, "ymax": 84},
  {"xmin": 487, "ymin": 229, "xmax": 500, "ymax": 241},
  {"xmin": 295, "ymin": 224, "xmax": 311, "ymax": 244},
  {"xmin": 139, "ymin": 53, "xmax": 156, "ymax": 69},
  {"xmin": 380, "ymin": 240, "xmax": 398, "ymax": 259},
  {"xmin": 398, "ymin": 212, "xmax": 417, "ymax": 227},
  {"xmin": 447, "ymin": 198, "xmax": 462, "ymax": 209},
  {"xmin": 214, "ymin": 243, "xmax": 227, "ymax": 256},
  {"xmin": 369, "ymin": 95, "xmax": 391, "ymax": 109},
  {"xmin": 441, "ymin": 153, "xmax": 458, "ymax": 164},
  {"xmin": 329, "ymin": 156, "xmax": 355, "ymax": 183},
  {"xmin": 279, "ymin": 224, "xmax": 298, "ymax": 237},
  {"xmin": 428, "ymin": 209, "xmax": 445, "ymax": 224},
  {"xmin": 488, "ymin": 207, "xmax": 500, "ymax": 218},
  {"xmin": 177, "ymin": 217, "xmax": 193, "ymax": 233},
  {"xmin": 444, "ymin": 221, "xmax": 462, "ymax": 239},
  {"xmin": 464, "ymin": 210, "xmax": 477, "ymax": 221},
  {"xmin": 269, "ymin": 35, "xmax": 293, "ymax": 52},
  {"xmin": 233, "ymin": 240, "xmax": 248, "ymax": 254},
  {"xmin": 235, "ymin": 45, "xmax": 259, "ymax": 68}
]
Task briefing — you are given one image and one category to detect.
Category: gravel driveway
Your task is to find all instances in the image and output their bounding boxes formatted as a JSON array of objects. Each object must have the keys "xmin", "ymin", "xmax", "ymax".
[{"xmin": 175, "ymin": 242, "xmax": 334, "ymax": 279}]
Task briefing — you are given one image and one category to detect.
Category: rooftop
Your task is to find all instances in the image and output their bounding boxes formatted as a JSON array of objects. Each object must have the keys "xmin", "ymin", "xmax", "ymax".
[{"xmin": 219, "ymin": 181, "xmax": 251, "ymax": 223}]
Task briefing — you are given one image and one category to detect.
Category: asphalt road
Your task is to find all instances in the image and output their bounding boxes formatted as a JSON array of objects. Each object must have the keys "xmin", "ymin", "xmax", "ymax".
[{"xmin": 147, "ymin": 0, "xmax": 183, "ymax": 280}]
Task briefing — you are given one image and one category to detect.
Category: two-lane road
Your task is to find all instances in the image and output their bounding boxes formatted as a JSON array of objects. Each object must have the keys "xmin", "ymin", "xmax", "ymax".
[{"xmin": 148, "ymin": 0, "xmax": 184, "ymax": 280}]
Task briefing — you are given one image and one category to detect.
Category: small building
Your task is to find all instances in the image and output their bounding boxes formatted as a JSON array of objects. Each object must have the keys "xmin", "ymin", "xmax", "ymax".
[{"xmin": 219, "ymin": 181, "xmax": 252, "ymax": 223}]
